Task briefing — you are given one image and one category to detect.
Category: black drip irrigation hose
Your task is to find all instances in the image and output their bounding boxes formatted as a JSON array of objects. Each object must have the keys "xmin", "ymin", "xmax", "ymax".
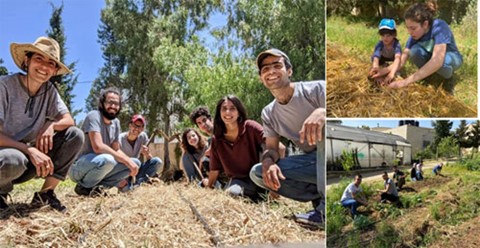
[{"xmin": 176, "ymin": 188, "xmax": 223, "ymax": 247}]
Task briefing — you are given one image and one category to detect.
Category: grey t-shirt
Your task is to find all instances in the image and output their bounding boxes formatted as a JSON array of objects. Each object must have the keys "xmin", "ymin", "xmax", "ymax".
[
  {"xmin": 261, "ymin": 81, "xmax": 326, "ymax": 153},
  {"xmin": 0, "ymin": 73, "xmax": 68, "ymax": 143},
  {"xmin": 119, "ymin": 131, "xmax": 148, "ymax": 158},
  {"xmin": 81, "ymin": 110, "xmax": 120, "ymax": 155},
  {"xmin": 385, "ymin": 178, "xmax": 398, "ymax": 196}
]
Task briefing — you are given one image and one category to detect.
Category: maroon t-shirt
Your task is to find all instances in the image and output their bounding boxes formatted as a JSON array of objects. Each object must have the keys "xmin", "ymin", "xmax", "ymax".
[{"xmin": 210, "ymin": 120, "xmax": 264, "ymax": 178}]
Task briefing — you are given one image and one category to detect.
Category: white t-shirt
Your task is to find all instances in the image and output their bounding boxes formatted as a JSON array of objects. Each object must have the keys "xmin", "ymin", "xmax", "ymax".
[{"xmin": 341, "ymin": 182, "xmax": 362, "ymax": 202}]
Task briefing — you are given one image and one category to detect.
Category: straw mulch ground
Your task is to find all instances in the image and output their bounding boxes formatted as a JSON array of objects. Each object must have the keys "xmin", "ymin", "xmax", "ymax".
[
  {"xmin": 326, "ymin": 44, "xmax": 477, "ymax": 117},
  {"xmin": 0, "ymin": 179, "xmax": 323, "ymax": 247}
]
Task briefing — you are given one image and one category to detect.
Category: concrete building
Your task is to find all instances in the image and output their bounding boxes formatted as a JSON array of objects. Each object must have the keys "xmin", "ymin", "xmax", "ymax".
[
  {"xmin": 377, "ymin": 125, "xmax": 435, "ymax": 158},
  {"xmin": 327, "ymin": 124, "xmax": 411, "ymax": 171}
]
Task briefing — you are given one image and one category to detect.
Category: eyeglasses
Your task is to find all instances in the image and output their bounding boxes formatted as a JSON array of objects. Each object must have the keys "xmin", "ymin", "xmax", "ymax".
[{"xmin": 105, "ymin": 100, "xmax": 120, "ymax": 106}]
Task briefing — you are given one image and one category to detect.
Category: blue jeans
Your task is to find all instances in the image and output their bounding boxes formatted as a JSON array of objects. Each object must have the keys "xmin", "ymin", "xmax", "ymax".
[
  {"xmin": 416, "ymin": 171, "xmax": 424, "ymax": 181},
  {"xmin": 0, "ymin": 127, "xmax": 84, "ymax": 194},
  {"xmin": 134, "ymin": 157, "xmax": 163, "ymax": 185},
  {"xmin": 341, "ymin": 199, "xmax": 361, "ymax": 217},
  {"xmin": 250, "ymin": 151, "xmax": 323, "ymax": 210},
  {"xmin": 69, "ymin": 153, "xmax": 138, "ymax": 188},
  {"xmin": 225, "ymin": 177, "xmax": 266, "ymax": 201},
  {"xmin": 409, "ymin": 43, "xmax": 463, "ymax": 79}
]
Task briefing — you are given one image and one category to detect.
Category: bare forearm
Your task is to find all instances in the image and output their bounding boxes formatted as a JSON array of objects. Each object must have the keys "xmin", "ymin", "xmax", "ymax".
[
  {"xmin": 52, "ymin": 114, "xmax": 75, "ymax": 131},
  {"xmin": 0, "ymin": 132, "xmax": 30, "ymax": 154},
  {"xmin": 207, "ymin": 170, "xmax": 219, "ymax": 188}
]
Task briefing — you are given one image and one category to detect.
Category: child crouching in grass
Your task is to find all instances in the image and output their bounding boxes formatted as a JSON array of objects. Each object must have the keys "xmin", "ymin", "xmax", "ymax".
[{"xmin": 368, "ymin": 18, "xmax": 402, "ymax": 85}]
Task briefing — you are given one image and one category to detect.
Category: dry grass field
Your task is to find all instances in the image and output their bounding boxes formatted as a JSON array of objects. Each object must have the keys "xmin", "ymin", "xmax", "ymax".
[
  {"xmin": 326, "ymin": 44, "xmax": 477, "ymax": 118},
  {"xmin": 0, "ymin": 179, "xmax": 324, "ymax": 247}
]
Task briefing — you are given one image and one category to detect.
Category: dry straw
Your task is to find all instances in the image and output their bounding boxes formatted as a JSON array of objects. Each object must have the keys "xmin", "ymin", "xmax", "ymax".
[
  {"xmin": 0, "ymin": 180, "xmax": 323, "ymax": 247},
  {"xmin": 327, "ymin": 45, "xmax": 477, "ymax": 118}
]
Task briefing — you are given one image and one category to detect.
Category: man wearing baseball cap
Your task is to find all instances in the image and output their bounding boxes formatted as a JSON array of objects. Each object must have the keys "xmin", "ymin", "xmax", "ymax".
[
  {"xmin": 250, "ymin": 48, "xmax": 326, "ymax": 228},
  {"xmin": 118, "ymin": 114, "xmax": 163, "ymax": 189},
  {"xmin": 0, "ymin": 36, "xmax": 84, "ymax": 212}
]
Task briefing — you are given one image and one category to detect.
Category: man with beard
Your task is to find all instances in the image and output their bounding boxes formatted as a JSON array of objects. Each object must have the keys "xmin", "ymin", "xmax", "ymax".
[
  {"xmin": 249, "ymin": 49, "xmax": 325, "ymax": 228},
  {"xmin": 0, "ymin": 37, "xmax": 84, "ymax": 211},
  {"xmin": 69, "ymin": 87, "xmax": 139, "ymax": 196}
]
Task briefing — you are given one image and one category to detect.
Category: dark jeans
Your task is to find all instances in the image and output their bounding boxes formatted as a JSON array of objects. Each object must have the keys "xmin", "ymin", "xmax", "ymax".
[
  {"xmin": 342, "ymin": 199, "xmax": 361, "ymax": 217},
  {"xmin": 0, "ymin": 127, "xmax": 84, "ymax": 194},
  {"xmin": 381, "ymin": 193, "xmax": 399, "ymax": 202}
]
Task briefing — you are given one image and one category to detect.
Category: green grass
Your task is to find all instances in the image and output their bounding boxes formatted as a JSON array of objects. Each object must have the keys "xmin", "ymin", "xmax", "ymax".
[
  {"xmin": 327, "ymin": 162, "xmax": 480, "ymax": 247},
  {"xmin": 327, "ymin": 16, "xmax": 477, "ymax": 107}
]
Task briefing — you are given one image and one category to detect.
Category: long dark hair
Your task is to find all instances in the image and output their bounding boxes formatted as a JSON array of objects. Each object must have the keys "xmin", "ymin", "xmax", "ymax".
[
  {"xmin": 181, "ymin": 128, "xmax": 206, "ymax": 155},
  {"xmin": 404, "ymin": 1, "xmax": 437, "ymax": 27},
  {"xmin": 213, "ymin": 95, "xmax": 247, "ymax": 138}
]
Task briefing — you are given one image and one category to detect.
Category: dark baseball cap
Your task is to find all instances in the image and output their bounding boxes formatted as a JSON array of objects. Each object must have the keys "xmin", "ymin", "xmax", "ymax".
[{"xmin": 256, "ymin": 48, "xmax": 292, "ymax": 72}]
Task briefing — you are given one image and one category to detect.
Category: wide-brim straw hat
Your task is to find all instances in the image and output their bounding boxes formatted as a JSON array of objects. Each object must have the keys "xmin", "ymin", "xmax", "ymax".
[{"xmin": 10, "ymin": 36, "xmax": 71, "ymax": 75}]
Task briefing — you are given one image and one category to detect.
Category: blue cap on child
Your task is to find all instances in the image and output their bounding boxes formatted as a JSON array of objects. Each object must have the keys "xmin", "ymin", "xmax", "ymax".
[{"xmin": 378, "ymin": 18, "xmax": 396, "ymax": 31}]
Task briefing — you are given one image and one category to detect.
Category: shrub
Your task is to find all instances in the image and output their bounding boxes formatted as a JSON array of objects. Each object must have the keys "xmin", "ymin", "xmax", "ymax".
[{"xmin": 353, "ymin": 215, "xmax": 375, "ymax": 230}]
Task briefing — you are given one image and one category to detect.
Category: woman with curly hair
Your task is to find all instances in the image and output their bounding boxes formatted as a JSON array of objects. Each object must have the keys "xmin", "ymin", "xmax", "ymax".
[{"xmin": 180, "ymin": 128, "xmax": 207, "ymax": 183}]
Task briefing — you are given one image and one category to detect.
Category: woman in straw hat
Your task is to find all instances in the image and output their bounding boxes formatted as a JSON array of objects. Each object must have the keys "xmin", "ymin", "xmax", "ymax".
[{"xmin": 0, "ymin": 36, "xmax": 84, "ymax": 212}]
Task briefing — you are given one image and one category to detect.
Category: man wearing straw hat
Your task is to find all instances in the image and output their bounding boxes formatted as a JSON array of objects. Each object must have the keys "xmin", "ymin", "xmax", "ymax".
[
  {"xmin": 69, "ymin": 87, "xmax": 140, "ymax": 197},
  {"xmin": 250, "ymin": 48, "xmax": 326, "ymax": 228},
  {"xmin": 0, "ymin": 37, "xmax": 84, "ymax": 212},
  {"xmin": 118, "ymin": 114, "xmax": 163, "ymax": 190}
]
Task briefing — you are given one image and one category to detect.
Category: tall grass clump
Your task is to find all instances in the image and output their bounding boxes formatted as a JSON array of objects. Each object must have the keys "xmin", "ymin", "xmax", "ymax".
[
  {"xmin": 327, "ymin": 178, "xmax": 351, "ymax": 236},
  {"xmin": 373, "ymin": 222, "xmax": 400, "ymax": 248}
]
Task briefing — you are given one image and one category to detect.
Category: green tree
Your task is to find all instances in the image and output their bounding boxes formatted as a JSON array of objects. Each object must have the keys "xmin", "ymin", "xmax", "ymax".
[
  {"xmin": 437, "ymin": 136, "xmax": 459, "ymax": 158},
  {"xmin": 0, "ymin": 59, "xmax": 8, "ymax": 76},
  {"xmin": 431, "ymin": 120, "xmax": 453, "ymax": 151},
  {"xmin": 91, "ymin": 0, "xmax": 222, "ymax": 171},
  {"xmin": 327, "ymin": 0, "xmax": 472, "ymax": 24},
  {"xmin": 455, "ymin": 120, "xmax": 471, "ymax": 148},
  {"xmin": 225, "ymin": 0, "xmax": 325, "ymax": 80},
  {"xmin": 46, "ymin": 3, "xmax": 81, "ymax": 118}
]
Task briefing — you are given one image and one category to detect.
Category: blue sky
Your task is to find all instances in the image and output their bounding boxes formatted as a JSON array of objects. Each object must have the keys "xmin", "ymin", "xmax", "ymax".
[
  {"xmin": 0, "ymin": 0, "xmax": 228, "ymax": 123},
  {"xmin": 336, "ymin": 119, "xmax": 470, "ymax": 130},
  {"xmin": 0, "ymin": 0, "xmax": 104, "ymax": 123}
]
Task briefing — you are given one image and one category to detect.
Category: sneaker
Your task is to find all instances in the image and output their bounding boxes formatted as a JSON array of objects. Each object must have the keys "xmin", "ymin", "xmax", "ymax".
[
  {"xmin": 74, "ymin": 184, "xmax": 107, "ymax": 197},
  {"xmin": 74, "ymin": 184, "xmax": 93, "ymax": 196},
  {"xmin": 1, "ymin": 194, "xmax": 9, "ymax": 210},
  {"xmin": 31, "ymin": 190, "xmax": 66, "ymax": 212},
  {"xmin": 380, "ymin": 199, "xmax": 387, "ymax": 203},
  {"xmin": 90, "ymin": 185, "xmax": 108, "ymax": 197},
  {"xmin": 443, "ymin": 75, "xmax": 455, "ymax": 95},
  {"xmin": 295, "ymin": 210, "xmax": 325, "ymax": 229}
]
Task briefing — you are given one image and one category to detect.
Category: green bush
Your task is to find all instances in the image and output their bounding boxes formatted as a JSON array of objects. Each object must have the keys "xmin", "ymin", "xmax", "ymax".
[
  {"xmin": 327, "ymin": 203, "xmax": 350, "ymax": 236},
  {"xmin": 353, "ymin": 214, "xmax": 375, "ymax": 230},
  {"xmin": 341, "ymin": 149, "xmax": 355, "ymax": 171}
]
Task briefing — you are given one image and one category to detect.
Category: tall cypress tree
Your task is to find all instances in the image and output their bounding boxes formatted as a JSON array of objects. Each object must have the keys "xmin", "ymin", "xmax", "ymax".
[{"xmin": 47, "ymin": 3, "xmax": 80, "ymax": 118}]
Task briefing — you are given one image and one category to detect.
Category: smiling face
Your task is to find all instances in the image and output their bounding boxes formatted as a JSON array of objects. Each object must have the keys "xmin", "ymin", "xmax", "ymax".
[
  {"xmin": 405, "ymin": 19, "xmax": 429, "ymax": 41},
  {"xmin": 220, "ymin": 100, "xmax": 239, "ymax": 125},
  {"xmin": 186, "ymin": 130, "xmax": 199, "ymax": 148},
  {"xmin": 259, "ymin": 55, "xmax": 292, "ymax": 90},
  {"xmin": 195, "ymin": 115, "xmax": 213, "ymax": 136},
  {"xmin": 25, "ymin": 53, "xmax": 58, "ymax": 83},
  {"xmin": 128, "ymin": 120, "xmax": 144, "ymax": 138},
  {"xmin": 102, "ymin": 93, "xmax": 121, "ymax": 119}
]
